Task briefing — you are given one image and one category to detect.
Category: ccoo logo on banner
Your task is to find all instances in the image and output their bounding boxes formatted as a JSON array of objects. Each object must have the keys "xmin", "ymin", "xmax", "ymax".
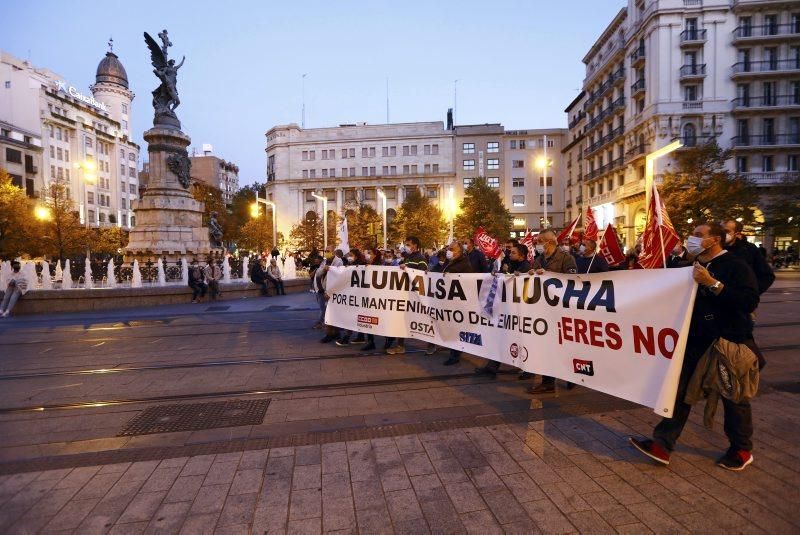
[{"xmin": 325, "ymin": 266, "xmax": 697, "ymax": 416}]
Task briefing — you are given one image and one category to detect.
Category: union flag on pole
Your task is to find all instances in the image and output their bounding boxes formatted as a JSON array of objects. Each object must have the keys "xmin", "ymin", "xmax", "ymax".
[
  {"xmin": 637, "ymin": 182, "xmax": 680, "ymax": 269},
  {"xmin": 584, "ymin": 206, "xmax": 599, "ymax": 241},
  {"xmin": 473, "ymin": 227, "xmax": 502, "ymax": 260},
  {"xmin": 557, "ymin": 215, "xmax": 581, "ymax": 245},
  {"xmin": 598, "ymin": 223, "xmax": 625, "ymax": 267},
  {"xmin": 519, "ymin": 230, "xmax": 537, "ymax": 263}
]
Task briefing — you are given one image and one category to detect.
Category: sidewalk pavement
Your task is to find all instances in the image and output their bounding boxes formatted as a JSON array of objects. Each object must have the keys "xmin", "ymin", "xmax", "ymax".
[{"xmin": 1, "ymin": 387, "xmax": 797, "ymax": 534}]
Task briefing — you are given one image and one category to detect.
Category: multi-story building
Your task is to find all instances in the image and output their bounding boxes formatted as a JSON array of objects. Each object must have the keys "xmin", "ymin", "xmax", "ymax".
[
  {"xmin": 563, "ymin": 92, "xmax": 588, "ymax": 227},
  {"xmin": 567, "ymin": 0, "xmax": 800, "ymax": 249},
  {"xmin": 189, "ymin": 145, "xmax": 240, "ymax": 204},
  {"xmin": 265, "ymin": 121, "xmax": 456, "ymax": 241},
  {"xmin": 453, "ymin": 123, "xmax": 505, "ymax": 201},
  {"xmin": 0, "ymin": 48, "xmax": 140, "ymax": 228},
  {"xmin": 502, "ymin": 129, "xmax": 568, "ymax": 237}
]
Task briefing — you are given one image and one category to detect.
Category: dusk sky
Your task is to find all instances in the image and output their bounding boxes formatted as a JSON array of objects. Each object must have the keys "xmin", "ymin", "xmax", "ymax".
[{"xmin": 3, "ymin": 0, "xmax": 625, "ymax": 185}]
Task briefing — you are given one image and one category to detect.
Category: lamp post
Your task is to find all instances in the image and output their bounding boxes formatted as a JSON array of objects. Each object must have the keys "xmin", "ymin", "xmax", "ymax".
[
  {"xmin": 448, "ymin": 185, "xmax": 455, "ymax": 243},
  {"xmin": 536, "ymin": 149, "xmax": 552, "ymax": 229},
  {"xmin": 311, "ymin": 192, "xmax": 328, "ymax": 249},
  {"xmin": 254, "ymin": 190, "xmax": 278, "ymax": 250},
  {"xmin": 644, "ymin": 140, "xmax": 682, "ymax": 266},
  {"xmin": 377, "ymin": 188, "xmax": 387, "ymax": 250},
  {"xmin": 75, "ymin": 160, "xmax": 97, "ymax": 257}
]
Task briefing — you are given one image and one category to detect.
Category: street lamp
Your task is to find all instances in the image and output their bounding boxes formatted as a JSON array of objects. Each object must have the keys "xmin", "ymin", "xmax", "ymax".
[
  {"xmin": 377, "ymin": 188, "xmax": 387, "ymax": 250},
  {"xmin": 254, "ymin": 190, "xmax": 278, "ymax": 250},
  {"xmin": 34, "ymin": 205, "xmax": 52, "ymax": 221},
  {"xmin": 536, "ymin": 152, "xmax": 552, "ymax": 229},
  {"xmin": 447, "ymin": 185, "xmax": 455, "ymax": 243},
  {"xmin": 311, "ymin": 191, "xmax": 328, "ymax": 249},
  {"xmin": 75, "ymin": 160, "xmax": 97, "ymax": 258},
  {"xmin": 645, "ymin": 140, "xmax": 682, "ymax": 266}
]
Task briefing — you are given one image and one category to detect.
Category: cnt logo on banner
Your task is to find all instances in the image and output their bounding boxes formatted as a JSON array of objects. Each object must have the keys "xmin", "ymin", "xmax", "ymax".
[{"xmin": 324, "ymin": 265, "xmax": 697, "ymax": 416}]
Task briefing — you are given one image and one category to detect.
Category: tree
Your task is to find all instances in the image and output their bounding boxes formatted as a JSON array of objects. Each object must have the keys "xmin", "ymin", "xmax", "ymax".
[
  {"xmin": 454, "ymin": 177, "xmax": 512, "ymax": 241},
  {"xmin": 191, "ymin": 181, "xmax": 231, "ymax": 243},
  {"xmin": 237, "ymin": 211, "xmax": 281, "ymax": 254},
  {"xmin": 94, "ymin": 227, "xmax": 129, "ymax": 256},
  {"xmin": 0, "ymin": 168, "xmax": 35, "ymax": 259},
  {"xmin": 661, "ymin": 141, "xmax": 757, "ymax": 238},
  {"xmin": 390, "ymin": 189, "xmax": 447, "ymax": 248},
  {"xmin": 759, "ymin": 173, "xmax": 800, "ymax": 237},
  {"xmin": 228, "ymin": 183, "xmax": 266, "ymax": 243},
  {"xmin": 290, "ymin": 210, "xmax": 338, "ymax": 251},
  {"xmin": 344, "ymin": 204, "xmax": 383, "ymax": 250},
  {"xmin": 35, "ymin": 181, "xmax": 91, "ymax": 261}
]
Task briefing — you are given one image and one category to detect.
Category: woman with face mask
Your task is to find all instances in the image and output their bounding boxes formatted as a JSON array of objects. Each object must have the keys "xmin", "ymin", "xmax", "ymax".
[
  {"xmin": 359, "ymin": 248, "xmax": 393, "ymax": 352},
  {"xmin": 440, "ymin": 241, "xmax": 475, "ymax": 365}
]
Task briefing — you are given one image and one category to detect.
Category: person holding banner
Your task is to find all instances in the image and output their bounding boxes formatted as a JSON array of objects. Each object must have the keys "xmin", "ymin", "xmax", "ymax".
[
  {"xmin": 386, "ymin": 237, "xmax": 428, "ymax": 355},
  {"xmin": 630, "ymin": 222, "xmax": 760, "ymax": 471},
  {"xmin": 526, "ymin": 229, "xmax": 577, "ymax": 394},
  {"xmin": 441, "ymin": 241, "xmax": 475, "ymax": 365},
  {"xmin": 574, "ymin": 239, "xmax": 609, "ymax": 274},
  {"xmin": 464, "ymin": 238, "xmax": 490, "ymax": 273}
]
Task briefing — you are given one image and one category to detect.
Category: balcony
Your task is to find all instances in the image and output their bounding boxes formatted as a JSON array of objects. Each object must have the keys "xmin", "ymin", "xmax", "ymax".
[
  {"xmin": 631, "ymin": 78, "xmax": 645, "ymax": 96},
  {"xmin": 568, "ymin": 111, "xmax": 586, "ymax": 130},
  {"xmin": 733, "ymin": 23, "xmax": 800, "ymax": 42},
  {"xmin": 609, "ymin": 156, "xmax": 625, "ymax": 171},
  {"xmin": 740, "ymin": 171, "xmax": 800, "ymax": 186},
  {"xmin": 731, "ymin": 134, "xmax": 800, "ymax": 148},
  {"xmin": 680, "ymin": 28, "xmax": 707, "ymax": 46},
  {"xmin": 732, "ymin": 59, "xmax": 800, "ymax": 77},
  {"xmin": 679, "ymin": 63, "xmax": 706, "ymax": 80},
  {"xmin": 566, "ymin": 199, "xmax": 573, "ymax": 208},
  {"xmin": 732, "ymin": 94, "xmax": 800, "ymax": 110},
  {"xmin": 625, "ymin": 143, "xmax": 648, "ymax": 161},
  {"xmin": 683, "ymin": 101, "xmax": 703, "ymax": 110},
  {"xmin": 575, "ymin": 194, "xmax": 583, "ymax": 204},
  {"xmin": 675, "ymin": 134, "xmax": 717, "ymax": 148},
  {"xmin": 25, "ymin": 164, "xmax": 38, "ymax": 174},
  {"xmin": 630, "ymin": 46, "xmax": 645, "ymax": 67},
  {"xmin": 584, "ymin": 67, "xmax": 626, "ymax": 110},
  {"xmin": 585, "ymin": 125, "xmax": 625, "ymax": 157}
]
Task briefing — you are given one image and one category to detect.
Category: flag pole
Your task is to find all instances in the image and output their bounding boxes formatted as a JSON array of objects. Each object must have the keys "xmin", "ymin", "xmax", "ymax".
[{"xmin": 659, "ymin": 225, "xmax": 667, "ymax": 269}]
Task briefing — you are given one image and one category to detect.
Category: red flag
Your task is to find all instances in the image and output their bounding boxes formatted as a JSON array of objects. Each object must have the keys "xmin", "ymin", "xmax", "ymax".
[
  {"xmin": 637, "ymin": 182, "xmax": 680, "ymax": 269},
  {"xmin": 519, "ymin": 230, "xmax": 538, "ymax": 263},
  {"xmin": 473, "ymin": 227, "xmax": 502, "ymax": 259},
  {"xmin": 598, "ymin": 223, "xmax": 625, "ymax": 267},
  {"xmin": 584, "ymin": 206, "xmax": 599, "ymax": 241},
  {"xmin": 557, "ymin": 215, "xmax": 581, "ymax": 245}
]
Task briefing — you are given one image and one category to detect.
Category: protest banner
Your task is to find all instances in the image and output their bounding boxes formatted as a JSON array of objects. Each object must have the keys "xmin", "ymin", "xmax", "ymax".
[{"xmin": 325, "ymin": 265, "xmax": 697, "ymax": 416}]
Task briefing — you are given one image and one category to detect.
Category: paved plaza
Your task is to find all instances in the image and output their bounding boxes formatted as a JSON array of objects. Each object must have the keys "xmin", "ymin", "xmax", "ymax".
[{"xmin": 0, "ymin": 273, "xmax": 798, "ymax": 534}]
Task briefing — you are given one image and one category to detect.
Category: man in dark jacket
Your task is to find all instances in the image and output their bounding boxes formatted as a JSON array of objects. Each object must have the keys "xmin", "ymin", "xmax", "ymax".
[
  {"xmin": 723, "ymin": 220, "xmax": 774, "ymax": 295},
  {"xmin": 500, "ymin": 244, "xmax": 531, "ymax": 274},
  {"xmin": 442, "ymin": 241, "xmax": 474, "ymax": 365},
  {"xmin": 387, "ymin": 236, "xmax": 428, "ymax": 355},
  {"xmin": 630, "ymin": 222, "xmax": 760, "ymax": 471},
  {"xmin": 667, "ymin": 244, "xmax": 690, "ymax": 269},
  {"xmin": 464, "ymin": 238, "xmax": 490, "ymax": 273},
  {"xmin": 250, "ymin": 258, "xmax": 270, "ymax": 296},
  {"xmin": 574, "ymin": 239, "xmax": 609, "ymax": 273}
]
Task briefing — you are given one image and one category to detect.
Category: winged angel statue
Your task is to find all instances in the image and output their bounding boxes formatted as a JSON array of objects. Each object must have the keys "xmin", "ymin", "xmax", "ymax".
[{"xmin": 144, "ymin": 30, "xmax": 185, "ymax": 129}]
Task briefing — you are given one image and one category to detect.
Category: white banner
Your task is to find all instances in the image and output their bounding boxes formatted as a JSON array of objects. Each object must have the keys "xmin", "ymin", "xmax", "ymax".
[{"xmin": 324, "ymin": 266, "xmax": 697, "ymax": 416}]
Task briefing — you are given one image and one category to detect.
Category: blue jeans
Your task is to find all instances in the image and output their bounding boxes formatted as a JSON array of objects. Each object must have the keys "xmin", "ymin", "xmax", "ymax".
[{"xmin": 315, "ymin": 292, "xmax": 327, "ymax": 323}]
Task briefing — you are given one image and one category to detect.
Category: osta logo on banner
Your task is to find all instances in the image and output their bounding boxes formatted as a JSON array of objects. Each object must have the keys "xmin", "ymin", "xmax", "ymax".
[
  {"xmin": 357, "ymin": 315, "xmax": 380, "ymax": 329},
  {"xmin": 509, "ymin": 343, "xmax": 529, "ymax": 362},
  {"xmin": 573, "ymin": 359, "xmax": 595, "ymax": 376},
  {"xmin": 410, "ymin": 321, "xmax": 435, "ymax": 337},
  {"xmin": 459, "ymin": 331, "xmax": 483, "ymax": 346}
]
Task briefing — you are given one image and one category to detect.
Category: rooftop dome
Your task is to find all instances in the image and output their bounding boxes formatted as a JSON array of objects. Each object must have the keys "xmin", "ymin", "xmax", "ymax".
[{"xmin": 95, "ymin": 51, "xmax": 128, "ymax": 88}]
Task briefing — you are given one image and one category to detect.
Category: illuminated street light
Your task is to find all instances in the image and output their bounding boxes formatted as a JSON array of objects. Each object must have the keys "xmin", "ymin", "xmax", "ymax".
[
  {"xmin": 536, "ymin": 136, "xmax": 553, "ymax": 229},
  {"xmin": 253, "ymin": 192, "xmax": 278, "ymax": 251},
  {"xmin": 34, "ymin": 205, "xmax": 52, "ymax": 221},
  {"xmin": 311, "ymin": 192, "xmax": 328, "ymax": 249},
  {"xmin": 377, "ymin": 188, "xmax": 387, "ymax": 250}
]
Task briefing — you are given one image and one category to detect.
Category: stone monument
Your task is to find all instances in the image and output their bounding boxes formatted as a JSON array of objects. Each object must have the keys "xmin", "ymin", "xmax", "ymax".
[{"xmin": 125, "ymin": 30, "xmax": 219, "ymax": 264}]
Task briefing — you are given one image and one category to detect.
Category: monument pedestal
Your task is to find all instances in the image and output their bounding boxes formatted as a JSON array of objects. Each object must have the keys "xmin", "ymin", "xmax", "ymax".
[{"xmin": 125, "ymin": 127, "xmax": 218, "ymax": 264}]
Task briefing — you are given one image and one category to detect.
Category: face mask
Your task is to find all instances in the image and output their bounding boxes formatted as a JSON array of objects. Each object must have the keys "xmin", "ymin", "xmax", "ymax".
[
  {"xmin": 399, "ymin": 245, "xmax": 409, "ymax": 254},
  {"xmin": 686, "ymin": 236, "xmax": 708, "ymax": 257},
  {"xmin": 365, "ymin": 253, "xmax": 372, "ymax": 262},
  {"xmin": 324, "ymin": 252, "xmax": 333, "ymax": 259},
  {"xmin": 446, "ymin": 250, "xmax": 454, "ymax": 260},
  {"xmin": 535, "ymin": 244, "xmax": 545, "ymax": 255},
  {"xmin": 579, "ymin": 245, "xmax": 586, "ymax": 254},
  {"xmin": 560, "ymin": 245, "xmax": 570, "ymax": 253},
  {"xmin": 725, "ymin": 233, "xmax": 735, "ymax": 244},
  {"xmin": 346, "ymin": 256, "xmax": 354, "ymax": 263}
]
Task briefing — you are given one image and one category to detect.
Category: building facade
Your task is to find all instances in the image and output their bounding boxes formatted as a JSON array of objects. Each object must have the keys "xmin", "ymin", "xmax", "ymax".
[
  {"xmin": 563, "ymin": 92, "xmax": 588, "ymax": 228},
  {"xmin": 189, "ymin": 146, "xmax": 240, "ymax": 204},
  {"xmin": 566, "ymin": 0, "xmax": 800, "ymax": 249},
  {"xmin": 265, "ymin": 122, "xmax": 456, "ymax": 241},
  {"xmin": 0, "ymin": 49, "xmax": 140, "ymax": 228}
]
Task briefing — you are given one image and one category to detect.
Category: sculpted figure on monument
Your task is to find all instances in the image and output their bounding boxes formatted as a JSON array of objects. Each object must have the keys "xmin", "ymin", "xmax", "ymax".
[
  {"xmin": 144, "ymin": 29, "xmax": 185, "ymax": 129},
  {"xmin": 166, "ymin": 151, "xmax": 192, "ymax": 188},
  {"xmin": 209, "ymin": 212, "xmax": 224, "ymax": 247}
]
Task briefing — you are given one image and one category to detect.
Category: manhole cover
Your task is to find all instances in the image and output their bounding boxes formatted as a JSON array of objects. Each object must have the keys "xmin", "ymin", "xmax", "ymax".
[
  {"xmin": 118, "ymin": 399, "xmax": 270, "ymax": 436},
  {"xmin": 205, "ymin": 306, "xmax": 230, "ymax": 312}
]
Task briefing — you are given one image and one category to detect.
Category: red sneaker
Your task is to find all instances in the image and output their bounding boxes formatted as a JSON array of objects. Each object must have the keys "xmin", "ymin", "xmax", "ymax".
[
  {"xmin": 629, "ymin": 437, "xmax": 670, "ymax": 465},
  {"xmin": 717, "ymin": 449, "xmax": 753, "ymax": 471}
]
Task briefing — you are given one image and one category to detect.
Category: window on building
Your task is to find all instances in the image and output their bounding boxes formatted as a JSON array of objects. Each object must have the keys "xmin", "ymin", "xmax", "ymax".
[
  {"xmin": 684, "ymin": 85, "xmax": 698, "ymax": 102},
  {"xmin": 519, "ymin": 140, "xmax": 527, "ymax": 149},
  {"xmin": 302, "ymin": 170, "xmax": 309, "ymax": 178},
  {"xmin": 122, "ymin": 103, "xmax": 128, "ymax": 114},
  {"xmin": 362, "ymin": 147, "xmax": 368, "ymax": 157},
  {"xmin": 402, "ymin": 146, "xmax": 410, "ymax": 156},
  {"xmin": 463, "ymin": 159, "xmax": 475, "ymax": 171},
  {"xmin": 362, "ymin": 166, "xmax": 368, "ymax": 176},
  {"xmin": 487, "ymin": 177, "xmax": 500, "ymax": 188},
  {"xmin": 432, "ymin": 144, "xmax": 439, "ymax": 155},
  {"xmin": 683, "ymin": 123, "xmax": 697, "ymax": 146},
  {"xmin": 390, "ymin": 166, "xmax": 396, "ymax": 175},
  {"xmin": 342, "ymin": 168, "xmax": 348, "ymax": 177},
  {"xmin": 512, "ymin": 195, "xmax": 525, "ymax": 206},
  {"xmin": 56, "ymin": 127, "xmax": 62, "ymax": 141},
  {"xmin": 322, "ymin": 169, "xmax": 328, "ymax": 178},
  {"xmin": 369, "ymin": 147, "xmax": 376, "ymax": 157},
  {"xmin": 382, "ymin": 166, "xmax": 389, "ymax": 175},
  {"xmin": 369, "ymin": 166, "xmax": 376, "ymax": 176},
  {"xmin": 56, "ymin": 148, "xmax": 62, "ymax": 160},
  {"xmin": 382, "ymin": 147, "xmax": 388, "ymax": 157},
  {"xmin": 120, "ymin": 198, "xmax": 127, "ymax": 209},
  {"xmin": 539, "ymin": 194, "xmax": 553, "ymax": 205},
  {"xmin": 763, "ymin": 155, "xmax": 774, "ymax": 172},
  {"xmin": 427, "ymin": 187, "xmax": 438, "ymax": 199},
  {"xmin": 310, "ymin": 169, "xmax": 317, "ymax": 178},
  {"xmin": 424, "ymin": 145, "xmax": 431, "ymax": 155},
  {"xmin": 309, "ymin": 150, "xmax": 316, "ymax": 160},
  {"xmin": 433, "ymin": 164, "xmax": 439, "ymax": 173},
  {"xmin": 348, "ymin": 148, "xmax": 355, "ymax": 158},
  {"xmin": 302, "ymin": 150, "xmax": 309, "ymax": 161},
  {"xmin": 410, "ymin": 145, "xmax": 418, "ymax": 156},
  {"xmin": 788, "ymin": 155, "xmax": 798, "ymax": 171},
  {"xmin": 487, "ymin": 159, "xmax": 500, "ymax": 170},
  {"xmin": 411, "ymin": 165, "xmax": 418, "ymax": 173},
  {"xmin": 5, "ymin": 148, "xmax": 21, "ymax": 164},
  {"xmin": 321, "ymin": 150, "xmax": 328, "ymax": 159},
  {"xmin": 87, "ymin": 191, "xmax": 94, "ymax": 204},
  {"xmin": 539, "ymin": 176, "xmax": 553, "ymax": 187},
  {"xmin": 341, "ymin": 148, "xmax": 348, "ymax": 158},
  {"xmin": 487, "ymin": 142, "xmax": 499, "ymax": 153},
  {"xmin": 424, "ymin": 164, "xmax": 431, "ymax": 173},
  {"xmin": 129, "ymin": 184, "xmax": 136, "ymax": 194},
  {"xmin": 88, "ymin": 209, "xmax": 95, "ymax": 222},
  {"xmin": 512, "ymin": 177, "xmax": 525, "ymax": 188},
  {"xmin": 3, "ymin": 81, "xmax": 9, "ymax": 89},
  {"xmin": 463, "ymin": 178, "xmax": 474, "ymax": 188},
  {"xmin": 763, "ymin": 118, "xmax": 775, "ymax": 141},
  {"xmin": 736, "ymin": 156, "xmax": 749, "ymax": 173},
  {"xmin": 512, "ymin": 160, "xmax": 524, "ymax": 168},
  {"xmin": 463, "ymin": 143, "xmax": 475, "ymax": 154}
]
